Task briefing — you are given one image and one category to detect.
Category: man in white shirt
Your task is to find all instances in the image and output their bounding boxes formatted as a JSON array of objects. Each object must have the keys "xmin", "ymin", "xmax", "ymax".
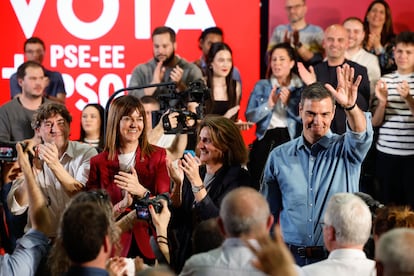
[
  {"xmin": 8, "ymin": 103, "xmax": 97, "ymax": 238},
  {"xmin": 180, "ymin": 187, "xmax": 296, "ymax": 276},
  {"xmin": 344, "ymin": 17, "xmax": 381, "ymax": 105},
  {"xmin": 302, "ymin": 193, "xmax": 375, "ymax": 276}
]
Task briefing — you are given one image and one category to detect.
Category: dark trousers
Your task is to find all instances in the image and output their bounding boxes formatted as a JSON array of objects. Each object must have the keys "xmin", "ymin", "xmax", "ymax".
[
  {"xmin": 376, "ymin": 151, "xmax": 414, "ymax": 208},
  {"xmin": 248, "ymin": 128, "xmax": 290, "ymax": 190}
]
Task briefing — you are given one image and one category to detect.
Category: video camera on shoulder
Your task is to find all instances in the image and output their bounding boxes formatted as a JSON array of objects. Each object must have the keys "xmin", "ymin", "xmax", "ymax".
[
  {"xmin": 155, "ymin": 79, "xmax": 210, "ymax": 134},
  {"xmin": 134, "ymin": 192, "xmax": 170, "ymax": 221}
]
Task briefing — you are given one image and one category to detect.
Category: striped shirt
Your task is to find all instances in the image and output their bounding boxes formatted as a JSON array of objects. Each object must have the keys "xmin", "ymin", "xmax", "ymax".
[{"xmin": 375, "ymin": 72, "xmax": 414, "ymax": 156}]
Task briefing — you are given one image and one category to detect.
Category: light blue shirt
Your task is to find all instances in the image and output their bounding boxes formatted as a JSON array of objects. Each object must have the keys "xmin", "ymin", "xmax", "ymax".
[
  {"xmin": 0, "ymin": 229, "xmax": 50, "ymax": 276},
  {"xmin": 245, "ymin": 75, "xmax": 303, "ymax": 140},
  {"xmin": 261, "ymin": 113, "xmax": 373, "ymax": 246}
]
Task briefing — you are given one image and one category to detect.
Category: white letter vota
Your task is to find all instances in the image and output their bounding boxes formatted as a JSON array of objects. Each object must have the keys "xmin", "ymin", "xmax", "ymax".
[
  {"xmin": 166, "ymin": 0, "xmax": 215, "ymax": 33},
  {"xmin": 57, "ymin": 0, "xmax": 119, "ymax": 40}
]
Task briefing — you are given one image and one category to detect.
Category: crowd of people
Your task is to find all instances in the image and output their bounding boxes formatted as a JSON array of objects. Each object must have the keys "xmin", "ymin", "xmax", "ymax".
[{"xmin": 0, "ymin": 0, "xmax": 413, "ymax": 275}]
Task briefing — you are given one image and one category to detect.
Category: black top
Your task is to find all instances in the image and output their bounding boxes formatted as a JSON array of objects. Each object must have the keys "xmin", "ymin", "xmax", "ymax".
[
  {"xmin": 314, "ymin": 60, "xmax": 370, "ymax": 134},
  {"xmin": 169, "ymin": 164, "xmax": 253, "ymax": 273}
]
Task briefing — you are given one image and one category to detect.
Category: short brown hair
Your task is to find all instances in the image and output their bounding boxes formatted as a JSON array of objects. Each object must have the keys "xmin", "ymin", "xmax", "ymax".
[{"xmin": 32, "ymin": 102, "xmax": 72, "ymax": 129}]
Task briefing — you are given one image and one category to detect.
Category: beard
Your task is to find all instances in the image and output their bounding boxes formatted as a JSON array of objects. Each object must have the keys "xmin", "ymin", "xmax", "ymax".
[{"xmin": 154, "ymin": 50, "xmax": 176, "ymax": 67}]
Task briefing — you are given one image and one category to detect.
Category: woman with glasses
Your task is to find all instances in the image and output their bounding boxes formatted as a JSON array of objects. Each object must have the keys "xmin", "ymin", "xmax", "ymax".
[
  {"xmin": 167, "ymin": 115, "xmax": 253, "ymax": 272},
  {"xmin": 86, "ymin": 95, "xmax": 170, "ymax": 264}
]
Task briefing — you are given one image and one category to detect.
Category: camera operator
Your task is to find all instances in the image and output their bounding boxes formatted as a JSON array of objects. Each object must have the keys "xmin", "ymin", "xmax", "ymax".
[{"xmin": 141, "ymin": 96, "xmax": 188, "ymax": 161}]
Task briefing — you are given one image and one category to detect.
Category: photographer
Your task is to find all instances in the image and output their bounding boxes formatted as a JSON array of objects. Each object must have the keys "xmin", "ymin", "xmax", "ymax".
[
  {"xmin": 141, "ymin": 96, "xmax": 187, "ymax": 161},
  {"xmin": 0, "ymin": 143, "xmax": 51, "ymax": 275}
]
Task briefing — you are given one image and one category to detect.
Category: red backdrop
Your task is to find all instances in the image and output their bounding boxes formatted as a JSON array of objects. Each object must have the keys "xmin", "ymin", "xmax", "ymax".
[
  {"xmin": 0, "ymin": 0, "xmax": 260, "ymax": 142},
  {"xmin": 269, "ymin": 0, "xmax": 414, "ymax": 37},
  {"xmin": 1, "ymin": 1, "xmax": 413, "ymax": 145}
]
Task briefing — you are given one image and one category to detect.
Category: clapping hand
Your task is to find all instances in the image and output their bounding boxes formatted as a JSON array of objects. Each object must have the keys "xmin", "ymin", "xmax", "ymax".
[{"xmin": 375, "ymin": 80, "xmax": 388, "ymax": 105}]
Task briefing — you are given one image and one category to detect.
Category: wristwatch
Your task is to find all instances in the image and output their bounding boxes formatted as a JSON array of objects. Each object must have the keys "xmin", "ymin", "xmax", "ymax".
[{"xmin": 191, "ymin": 184, "xmax": 205, "ymax": 194}]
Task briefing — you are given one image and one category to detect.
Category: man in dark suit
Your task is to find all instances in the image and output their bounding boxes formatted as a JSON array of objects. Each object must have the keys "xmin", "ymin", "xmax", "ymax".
[{"xmin": 299, "ymin": 24, "xmax": 370, "ymax": 134}]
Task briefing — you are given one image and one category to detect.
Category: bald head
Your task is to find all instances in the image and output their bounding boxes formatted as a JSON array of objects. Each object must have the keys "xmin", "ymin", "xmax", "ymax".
[
  {"xmin": 219, "ymin": 187, "xmax": 272, "ymax": 237},
  {"xmin": 323, "ymin": 24, "xmax": 349, "ymax": 65}
]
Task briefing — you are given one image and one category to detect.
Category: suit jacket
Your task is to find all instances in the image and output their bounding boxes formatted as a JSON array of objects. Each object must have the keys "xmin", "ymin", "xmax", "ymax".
[
  {"xmin": 314, "ymin": 60, "xmax": 370, "ymax": 134},
  {"xmin": 170, "ymin": 164, "xmax": 253, "ymax": 272},
  {"xmin": 86, "ymin": 145, "xmax": 170, "ymax": 259}
]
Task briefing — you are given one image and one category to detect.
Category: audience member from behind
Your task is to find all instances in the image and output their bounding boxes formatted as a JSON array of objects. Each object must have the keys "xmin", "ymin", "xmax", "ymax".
[
  {"xmin": 262, "ymin": 65, "xmax": 373, "ymax": 266},
  {"xmin": 9, "ymin": 37, "xmax": 66, "ymax": 104},
  {"xmin": 194, "ymin": 27, "xmax": 242, "ymax": 84},
  {"xmin": 246, "ymin": 42, "xmax": 303, "ymax": 190},
  {"xmin": 79, "ymin": 103, "xmax": 105, "ymax": 152},
  {"xmin": 204, "ymin": 42, "xmax": 241, "ymax": 121},
  {"xmin": 371, "ymin": 31, "xmax": 414, "ymax": 208},
  {"xmin": 168, "ymin": 115, "xmax": 252, "ymax": 272},
  {"xmin": 49, "ymin": 189, "xmax": 119, "ymax": 275},
  {"xmin": 376, "ymin": 228, "xmax": 414, "ymax": 276},
  {"xmin": 60, "ymin": 198, "xmax": 114, "ymax": 275},
  {"xmin": 129, "ymin": 26, "xmax": 203, "ymax": 98},
  {"xmin": 302, "ymin": 193, "xmax": 375, "ymax": 276},
  {"xmin": 363, "ymin": 0, "xmax": 396, "ymax": 75},
  {"xmin": 268, "ymin": 0, "xmax": 324, "ymax": 67},
  {"xmin": 344, "ymin": 17, "xmax": 381, "ymax": 105},
  {"xmin": 86, "ymin": 95, "xmax": 170, "ymax": 262},
  {"xmin": 192, "ymin": 218, "xmax": 224, "ymax": 255},
  {"xmin": 373, "ymin": 205, "xmax": 414, "ymax": 243},
  {"xmin": 299, "ymin": 24, "xmax": 370, "ymax": 134},
  {"xmin": 0, "ymin": 143, "xmax": 51, "ymax": 276},
  {"xmin": 180, "ymin": 187, "xmax": 275, "ymax": 276}
]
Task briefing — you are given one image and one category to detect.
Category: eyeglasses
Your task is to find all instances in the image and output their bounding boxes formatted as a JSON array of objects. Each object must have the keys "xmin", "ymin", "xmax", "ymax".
[{"xmin": 319, "ymin": 222, "xmax": 329, "ymax": 230}]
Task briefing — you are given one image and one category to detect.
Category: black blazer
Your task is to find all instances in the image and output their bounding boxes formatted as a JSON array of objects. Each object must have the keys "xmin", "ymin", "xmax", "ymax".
[
  {"xmin": 169, "ymin": 164, "xmax": 253, "ymax": 273},
  {"xmin": 314, "ymin": 60, "xmax": 370, "ymax": 134}
]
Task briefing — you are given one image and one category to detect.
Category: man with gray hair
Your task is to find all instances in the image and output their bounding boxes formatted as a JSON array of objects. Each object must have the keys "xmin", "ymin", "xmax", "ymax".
[
  {"xmin": 180, "ymin": 187, "xmax": 283, "ymax": 276},
  {"xmin": 376, "ymin": 228, "xmax": 414, "ymax": 276},
  {"xmin": 302, "ymin": 193, "xmax": 375, "ymax": 275}
]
